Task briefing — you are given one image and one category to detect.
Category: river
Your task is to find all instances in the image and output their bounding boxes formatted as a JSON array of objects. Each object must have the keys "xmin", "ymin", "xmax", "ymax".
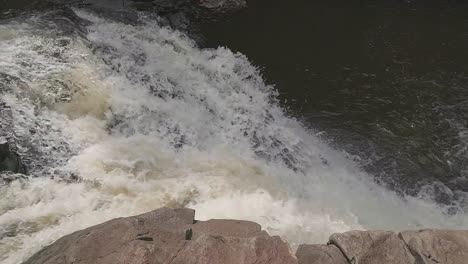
[{"xmin": 1, "ymin": 1, "xmax": 468, "ymax": 263}]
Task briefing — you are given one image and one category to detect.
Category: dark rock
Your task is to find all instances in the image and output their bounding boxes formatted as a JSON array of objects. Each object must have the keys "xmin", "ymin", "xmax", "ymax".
[
  {"xmin": 130, "ymin": 0, "xmax": 247, "ymax": 32},
  {"xmin": 0, "ymin": 70, "xmax": 75, "ymax": 177},
  {"xmin": 23, "ymin": 208, "xmax": 297, "ymax": 264},
  {"xmin": 150, "ymin": 0, "xmax": 194, "ymax": 14},
  {"xmin": 195, "ymin": 0, "xmax": 247, "ymax": 12},
  {"xmin": 0, "ymin": 100, "xmax": 25, "ymax": 174},
  {"xmin": 0, "ymin": 72, "xmax": 30, "ymax": 95},
  {"xmin": 0, "ymin": 172, "xmax": 28, "ymax": 186}
]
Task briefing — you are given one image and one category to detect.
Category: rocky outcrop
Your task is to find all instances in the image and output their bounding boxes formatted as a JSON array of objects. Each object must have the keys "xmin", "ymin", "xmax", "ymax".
[
  {"xmin": 23, "ymin": 208, "xmax": 468, "ymax": 264},
  {"xmin": 23, "ymin": 208, "xmax": 297, "ymax": 264},
  {"xmin": 299, "ymin": 229, "xmax": 468, "ymax": 264}
]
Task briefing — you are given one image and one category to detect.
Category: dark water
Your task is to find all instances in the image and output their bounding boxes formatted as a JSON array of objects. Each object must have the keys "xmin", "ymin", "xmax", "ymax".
[{"xmin": 200, "ymin": 0, "xmax": 468, "ymax": 198}]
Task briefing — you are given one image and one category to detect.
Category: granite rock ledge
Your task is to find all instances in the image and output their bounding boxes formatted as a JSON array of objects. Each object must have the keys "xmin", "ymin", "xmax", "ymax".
[{"xmin": 24, "ymin": 208, "xmax": 468, "ymax": 264}]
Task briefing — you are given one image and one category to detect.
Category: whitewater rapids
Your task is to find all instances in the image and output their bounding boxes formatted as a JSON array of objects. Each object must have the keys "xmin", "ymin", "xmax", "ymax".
[{"xmin": 1, "ymin": 8, "xmax": 467, "ymax": 264}]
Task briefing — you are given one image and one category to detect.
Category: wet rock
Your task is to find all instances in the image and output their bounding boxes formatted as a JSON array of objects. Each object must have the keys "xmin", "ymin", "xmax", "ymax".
[
  {"xmin": 0, "ymin": 172, "xmax": 27, "ymax": 186},
  {"xmin": 296, "ymin": 244, "xmax": 348, "ymax": 264},
  {"xmin": 0, "ymin": 72, "xmax": 30, "ymax": 95},
  {"xmin": 0, "ymin": 70, "xmax": 74, "ymax": 176},
  {"xmin": 131, "ymin": 0, "xmax": 247, "ymax": 14},
  {"xmin": 125, "ymin": 0, "xmax": 196, "ymax": 31},
  {"xmin": 0, "ymin": 137, "xmax": 22, "ymax": 173},
  {"xmin": 150, "ymin": 0, "xmax": 194, "ymax": 14},
  {"xmin": 0, "ymin": 100, "xmax": 25, "ymax": 174},
  {"xmin": 131, "ymin": 0, "xmax": 246, "ymax": 31},
  {"xmin": 38, "ymin": 8, "xmax": 91, "ymax": 38},
  {"xmin": 23, "ymin": 208, "xmax": 297, "ymax": 264},
  {"xmin": 195, "ymin": 0, "xmax": 247, "ymax": 11}
]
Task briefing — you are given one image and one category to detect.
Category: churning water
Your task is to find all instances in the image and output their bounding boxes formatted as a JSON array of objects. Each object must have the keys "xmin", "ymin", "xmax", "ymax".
[{"xmin": 1, "ymin": 7, "xmax": 468, "ymax": 264}]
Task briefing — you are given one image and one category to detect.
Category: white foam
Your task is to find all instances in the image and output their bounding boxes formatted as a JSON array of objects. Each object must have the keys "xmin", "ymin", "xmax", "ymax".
[{"xmin": 1, "ymin": 9, "xmax": 468, "ymax": 264}]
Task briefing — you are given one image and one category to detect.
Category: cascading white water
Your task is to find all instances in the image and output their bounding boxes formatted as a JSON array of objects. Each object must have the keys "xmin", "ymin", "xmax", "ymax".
[{"xmin": 1, "ymin": 9, "xmax": 468, "ymax": 264}]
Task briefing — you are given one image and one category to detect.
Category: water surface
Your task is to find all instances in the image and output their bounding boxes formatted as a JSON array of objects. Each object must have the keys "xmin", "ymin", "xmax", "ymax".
[
  {"xmin": 200, "ymin": 0, "xmax": 468, "ymax": 197},
  {"xmin": 1, "ymin": 1, "xmax": 468, "ymax": 263}
]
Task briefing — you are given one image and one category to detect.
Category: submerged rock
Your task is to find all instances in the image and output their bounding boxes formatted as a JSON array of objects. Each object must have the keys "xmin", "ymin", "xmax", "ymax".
[
  {"xmin": 195, "ymin": 0, "xmax": 247, "ymax": 12},
  {"xmin": 0, "ymin": 171, "xmax": 27, "ymax": 186},
  {"xmin": 0, "ymin": 72, "xmax": 30, "ymax": 95},
  {"xmin": 0, "ymin": 137, "xmax": 22, "ymax": 173},
  {"xmin": 0, "ymin": 69, "xmax": 75, "ymax": 177},
  {"xmin": 0, "ymin": 100, "xmax": 24, "ymax": 174}
]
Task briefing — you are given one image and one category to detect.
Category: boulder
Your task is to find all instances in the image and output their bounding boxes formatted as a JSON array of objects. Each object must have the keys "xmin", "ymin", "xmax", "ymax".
[
  {"xmin": 356, "ymin": 233, "xmax": 415, "ymax": 264},
  {"xmin": 329, "ymin": 230, "xmax": 393, "ymax": 262},
  {"xmin": 23, "ymin": 208, "xmax": 297, "ymax": 264},
  {"xmin": 401, "ymin": 229, "xmax": 468, "ymax": 264},
  {"xmin": 325, "ymin": 230, "xmax": 468, "ymax": 264}
]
